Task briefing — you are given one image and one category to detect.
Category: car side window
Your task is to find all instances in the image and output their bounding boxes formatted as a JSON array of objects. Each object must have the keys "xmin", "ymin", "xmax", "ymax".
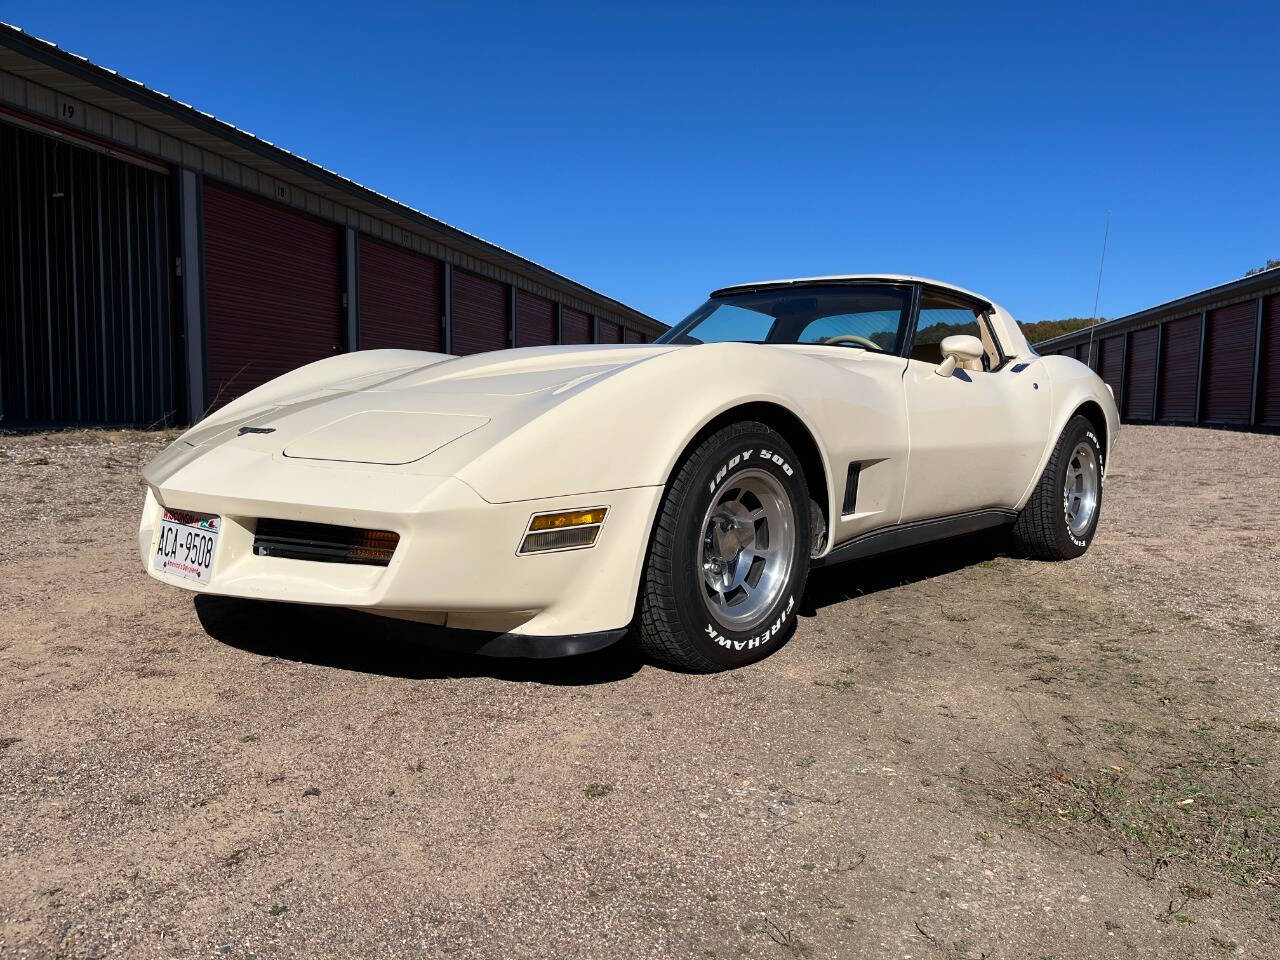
[{"xmin": 911, "ymin": 295, "xmax": 1002, "ymax": 370}]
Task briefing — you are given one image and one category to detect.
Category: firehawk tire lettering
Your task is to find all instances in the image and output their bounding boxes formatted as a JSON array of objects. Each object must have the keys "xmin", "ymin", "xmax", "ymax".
[{"xmin": 704, "ymin": 594, "xmax": 796, "ymax": 651}]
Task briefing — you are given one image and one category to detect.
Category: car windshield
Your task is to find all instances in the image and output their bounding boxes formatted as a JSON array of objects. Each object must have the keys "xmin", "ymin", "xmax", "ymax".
[{"xmin": 656, "ymin": 283, "xmax": 912, "ymax": 353}]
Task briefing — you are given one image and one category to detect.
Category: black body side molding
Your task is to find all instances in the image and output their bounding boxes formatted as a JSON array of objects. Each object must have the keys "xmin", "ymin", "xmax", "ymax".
[{"xmin": 812, "ymin": 508, "xmax": 1018, "ymax": 569}]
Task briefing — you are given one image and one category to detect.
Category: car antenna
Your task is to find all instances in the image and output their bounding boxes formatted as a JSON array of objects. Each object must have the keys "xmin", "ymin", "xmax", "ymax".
[{"xmin": 1087, "ymin": 210, "xmax": 1110, "ymax": 366}]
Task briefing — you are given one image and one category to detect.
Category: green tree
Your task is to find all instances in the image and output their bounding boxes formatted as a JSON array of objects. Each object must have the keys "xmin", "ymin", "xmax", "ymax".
[
  {"xmin": 1244, "ymin": 259, "xmax": 1280, "ymax": 277},
  {"xmin": 1022, "ymin": 317, "xmax": 1101, "ymax": 344}
]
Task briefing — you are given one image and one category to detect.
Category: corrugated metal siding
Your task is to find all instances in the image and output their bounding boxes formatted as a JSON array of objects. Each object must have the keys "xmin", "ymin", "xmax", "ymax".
[
  {"xmin": 1260, "ymin": 294, "xmax": 1280, "ymax": 427},
  {"xmin": 1097, "ymin": 335, "xmax": 1124, "ymax": 400},
  {"xmin": 623, "ymin": 327, "xmax": 643, "ymax": 343},
  {"xmin": 562, "ymin": 306, "xmax": 591, "ymax": 344},
  {"xmin": 0, "ymin": 118, "xmax": 176, "ymax": 426},
  {"xmin": 515, "ymin": 290, "xmax": 555, "ymax": 347},
  {"xmin": 598, "ymin": 319, "xmax": 622, "ymax": 343},
  {"xmin": 1157, "ymin": 315, "xmax": 1201, "ymax": 423},
  {"xmin": 1124, "ymin": 327, "xmax": 1158, "ymax": 421},
  {"xmin": 1202, "ymin": 301, "xmax": 1256, "ymax": 425},
  {"xmin": 203, "ymin": 180, "xmax": 342, "ymax": 410},
  {"xmin": 356, "ymin": 234, "xmax": 441, "ymax": 352},
  {"xmin": 450, "ymin": 270, "xmax": 508, "ymax": 355}
]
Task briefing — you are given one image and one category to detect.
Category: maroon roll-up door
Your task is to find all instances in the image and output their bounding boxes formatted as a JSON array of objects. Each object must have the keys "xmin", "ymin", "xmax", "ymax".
[
  {"xmin": 1124, "ymin": 327, "xmax": 1158, "ymax": 421},
  {"xmin": 452, "ymin": 270, "xmax": 508, "ymax": 355},
  {"xmin": 1097, "ymin": 335, "xmax": 1124, "ymax": 401},
  {"xmin": 203, "ymin": 181, "xmax": 342, "ymax": 409},
  {"xmin": 357, "ymin": 235, "xmax": 441, "ymax": 351},
  {"xmin": 624, "ymin": 328, "xmax": 643, "ymax": 343},
  {"xmin": 562, "ymin": 307, "xmax": 591, "ymax": 344},
  {"xmin": 516, "ymin": 290, "xmax": 556, "ymax": 347},
  {"xmin": 1157, "ymin": 315, "xmax": 1201, "ymax": 423},
  {"xmin": 598, "ymin": 319, "xmax": 622, "ymax": 343},
  {"xmin": 1202, "ymin": 301, "xmax": 1257, "ymax": 425},
  {"xmin": 1261, "ymin": 294, "xmax": 1280, "ymax": 427}
]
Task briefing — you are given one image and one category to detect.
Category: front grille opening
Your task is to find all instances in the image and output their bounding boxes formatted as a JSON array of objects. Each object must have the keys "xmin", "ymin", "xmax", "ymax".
[{"xmin": 253, "ymin": 518, "xmax": 399, "ymax": 566}]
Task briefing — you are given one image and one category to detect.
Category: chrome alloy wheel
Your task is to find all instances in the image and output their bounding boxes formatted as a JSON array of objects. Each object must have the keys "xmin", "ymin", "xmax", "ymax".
[
  {"xmin": 1063, "ymin": 441, "xmax": 1100, "ymax": 538},
  {"xmin": 698, "ymin": 468, "xmax": 796, "ymax": 629}
]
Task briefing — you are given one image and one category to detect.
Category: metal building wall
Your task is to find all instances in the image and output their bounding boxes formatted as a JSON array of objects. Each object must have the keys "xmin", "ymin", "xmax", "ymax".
[
  {"xmin": 1123, "ymin": 326, "xmax": 1158, "ymax": 421},
  {"xmin": 1201, "ymin": 301, "xmax": 1256, "ymax": 425},
  {"xmin": 0, "ymin": 118, "xmax": 176, "ymax": 426},
  {"xmin": 1261, "ymin": 294, "xmax": 1280, "ymax": 428},
  {"xmin": 561, "ymin": 307, "xmax": 591, "ymax": 344},
  {"xmin": 450, "ymin": 270, "xmax": 508, "ymax": 355},
  {"xmin": 1156, "ymin": 315, "xmax": 1201, "ymax": 423},
  {"xmin": 356, "ymin": 234, "xmax": 441, "ymax": 352},
  {"xmin": 202, "ymin": 180, "xmax": 343, "ymax": 411},
  {"xmin": 515, "ymin": 290, "xmax": 556, "ymax": 347}
]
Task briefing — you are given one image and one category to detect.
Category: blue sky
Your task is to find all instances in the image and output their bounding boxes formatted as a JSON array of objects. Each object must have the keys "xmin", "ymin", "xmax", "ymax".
[{"xmin": 9, "ymin": 1, "xmax": 1277, "ymax": 325}]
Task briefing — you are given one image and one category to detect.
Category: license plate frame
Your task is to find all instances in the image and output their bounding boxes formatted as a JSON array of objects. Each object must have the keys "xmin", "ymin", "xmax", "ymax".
[{"xmin": 154, "ymin": 508, "xmax": 221, "ymax": 584}]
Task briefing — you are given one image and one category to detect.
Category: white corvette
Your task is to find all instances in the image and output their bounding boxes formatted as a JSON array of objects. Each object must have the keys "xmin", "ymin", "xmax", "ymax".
[{"xmin": 140, "ymin": 276, "xmax": 1118, "ymax": 671}]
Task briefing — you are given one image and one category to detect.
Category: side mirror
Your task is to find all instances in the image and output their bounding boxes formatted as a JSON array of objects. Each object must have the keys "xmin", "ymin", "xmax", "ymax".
[{"xmin": 935, "ymin": 334, "xmax": 984, "ymax": 377}]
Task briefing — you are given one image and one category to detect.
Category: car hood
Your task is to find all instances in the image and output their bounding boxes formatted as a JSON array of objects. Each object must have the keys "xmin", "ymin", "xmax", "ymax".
[{"xmin": 151, "ymin": 345, "xmax": 678, "ymax": 476}]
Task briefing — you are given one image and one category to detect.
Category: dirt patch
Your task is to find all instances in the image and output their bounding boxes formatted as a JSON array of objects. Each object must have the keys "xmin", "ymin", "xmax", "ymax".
[{"xmin": 1, "ymin": 425, "xmax": 1277, "ymax": 958}]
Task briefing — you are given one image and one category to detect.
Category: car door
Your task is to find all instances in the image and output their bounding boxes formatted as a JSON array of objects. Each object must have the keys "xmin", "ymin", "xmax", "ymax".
[
  {"xmin": 776, "ymin": 284, "xmax": 914, "ymax": 547},
  {"xmin": 899, "ymin": 288, "xmax": 1051, "ymax": 523}
]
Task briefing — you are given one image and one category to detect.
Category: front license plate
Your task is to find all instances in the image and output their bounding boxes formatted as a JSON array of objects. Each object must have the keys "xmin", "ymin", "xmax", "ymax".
[{"xmin": 154, "ymin": 508, "xmax": 220, "ymax": 584}]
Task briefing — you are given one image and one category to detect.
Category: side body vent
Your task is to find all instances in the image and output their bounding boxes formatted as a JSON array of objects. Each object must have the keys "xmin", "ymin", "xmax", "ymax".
[{"xmin": 842, "ymin": 462, "xmax": 862, "ymax": 516}]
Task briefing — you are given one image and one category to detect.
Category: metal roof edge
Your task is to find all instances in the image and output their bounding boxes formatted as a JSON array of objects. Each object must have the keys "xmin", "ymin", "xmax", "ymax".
[{"xmin": 0, "ymin": 21, "xmax": 665, "ymax": 334}]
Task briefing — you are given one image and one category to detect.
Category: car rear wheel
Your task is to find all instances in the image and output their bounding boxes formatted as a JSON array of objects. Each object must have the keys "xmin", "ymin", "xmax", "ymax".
[
  {"xmin": 636, "ymin": 421, "xmax": 812, "ymax": 671},
  {"xmin": 1012, "ymin": 414, "xmax": 1104, "ymax": 560}
]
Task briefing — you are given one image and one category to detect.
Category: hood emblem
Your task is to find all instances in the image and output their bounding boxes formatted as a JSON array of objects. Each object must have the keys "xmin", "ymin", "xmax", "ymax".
[{"xmin": 237, "ymin": 426, "xmax": 276, "ymax": 436}]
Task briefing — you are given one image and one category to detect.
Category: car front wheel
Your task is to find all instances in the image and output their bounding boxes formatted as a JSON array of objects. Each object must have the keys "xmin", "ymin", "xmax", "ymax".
[
  {"xmin": 1012, "ymin": 413, "xmax": 1105, "ymax": 560},
  {"xmin": 636, "ymin": 421, "xmax": 812, "ymax": 671}
]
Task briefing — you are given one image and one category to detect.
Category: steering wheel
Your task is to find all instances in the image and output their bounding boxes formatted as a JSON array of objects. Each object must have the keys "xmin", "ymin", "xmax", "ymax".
[{"xmin": 819, "ymin": 333, "xmax": 883, "ymax": 351}]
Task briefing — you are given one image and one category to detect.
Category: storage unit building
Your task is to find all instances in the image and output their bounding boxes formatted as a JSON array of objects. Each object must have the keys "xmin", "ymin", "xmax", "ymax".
[
  {"xmin": 0, "ymin": 25, "xmax": 664, "ymax": 428},
  {"xmin": 1036, "ymin": 269, "xmax": 1280, "ymax": 433}
]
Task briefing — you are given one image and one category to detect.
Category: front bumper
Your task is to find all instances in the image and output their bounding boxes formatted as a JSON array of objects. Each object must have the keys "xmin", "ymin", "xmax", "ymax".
[{"xmin": 139, "ymin": 445, "xmax": 664, "ymax": 640}]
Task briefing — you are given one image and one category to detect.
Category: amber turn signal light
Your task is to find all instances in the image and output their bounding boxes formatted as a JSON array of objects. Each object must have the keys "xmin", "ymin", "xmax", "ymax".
[
  {"xmin": 520, "ymin": 507, "xmax": 607, "ymax": 554},
  {"xmin": 528, "ymin": 508, "xmax": 607, "ymax": 531}
]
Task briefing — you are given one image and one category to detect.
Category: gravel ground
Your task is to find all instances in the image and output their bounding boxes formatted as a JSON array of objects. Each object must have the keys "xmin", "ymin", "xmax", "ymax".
[{"xmin": 1, "ymin": 425, "xmax": 1278, "ymax": 960}]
